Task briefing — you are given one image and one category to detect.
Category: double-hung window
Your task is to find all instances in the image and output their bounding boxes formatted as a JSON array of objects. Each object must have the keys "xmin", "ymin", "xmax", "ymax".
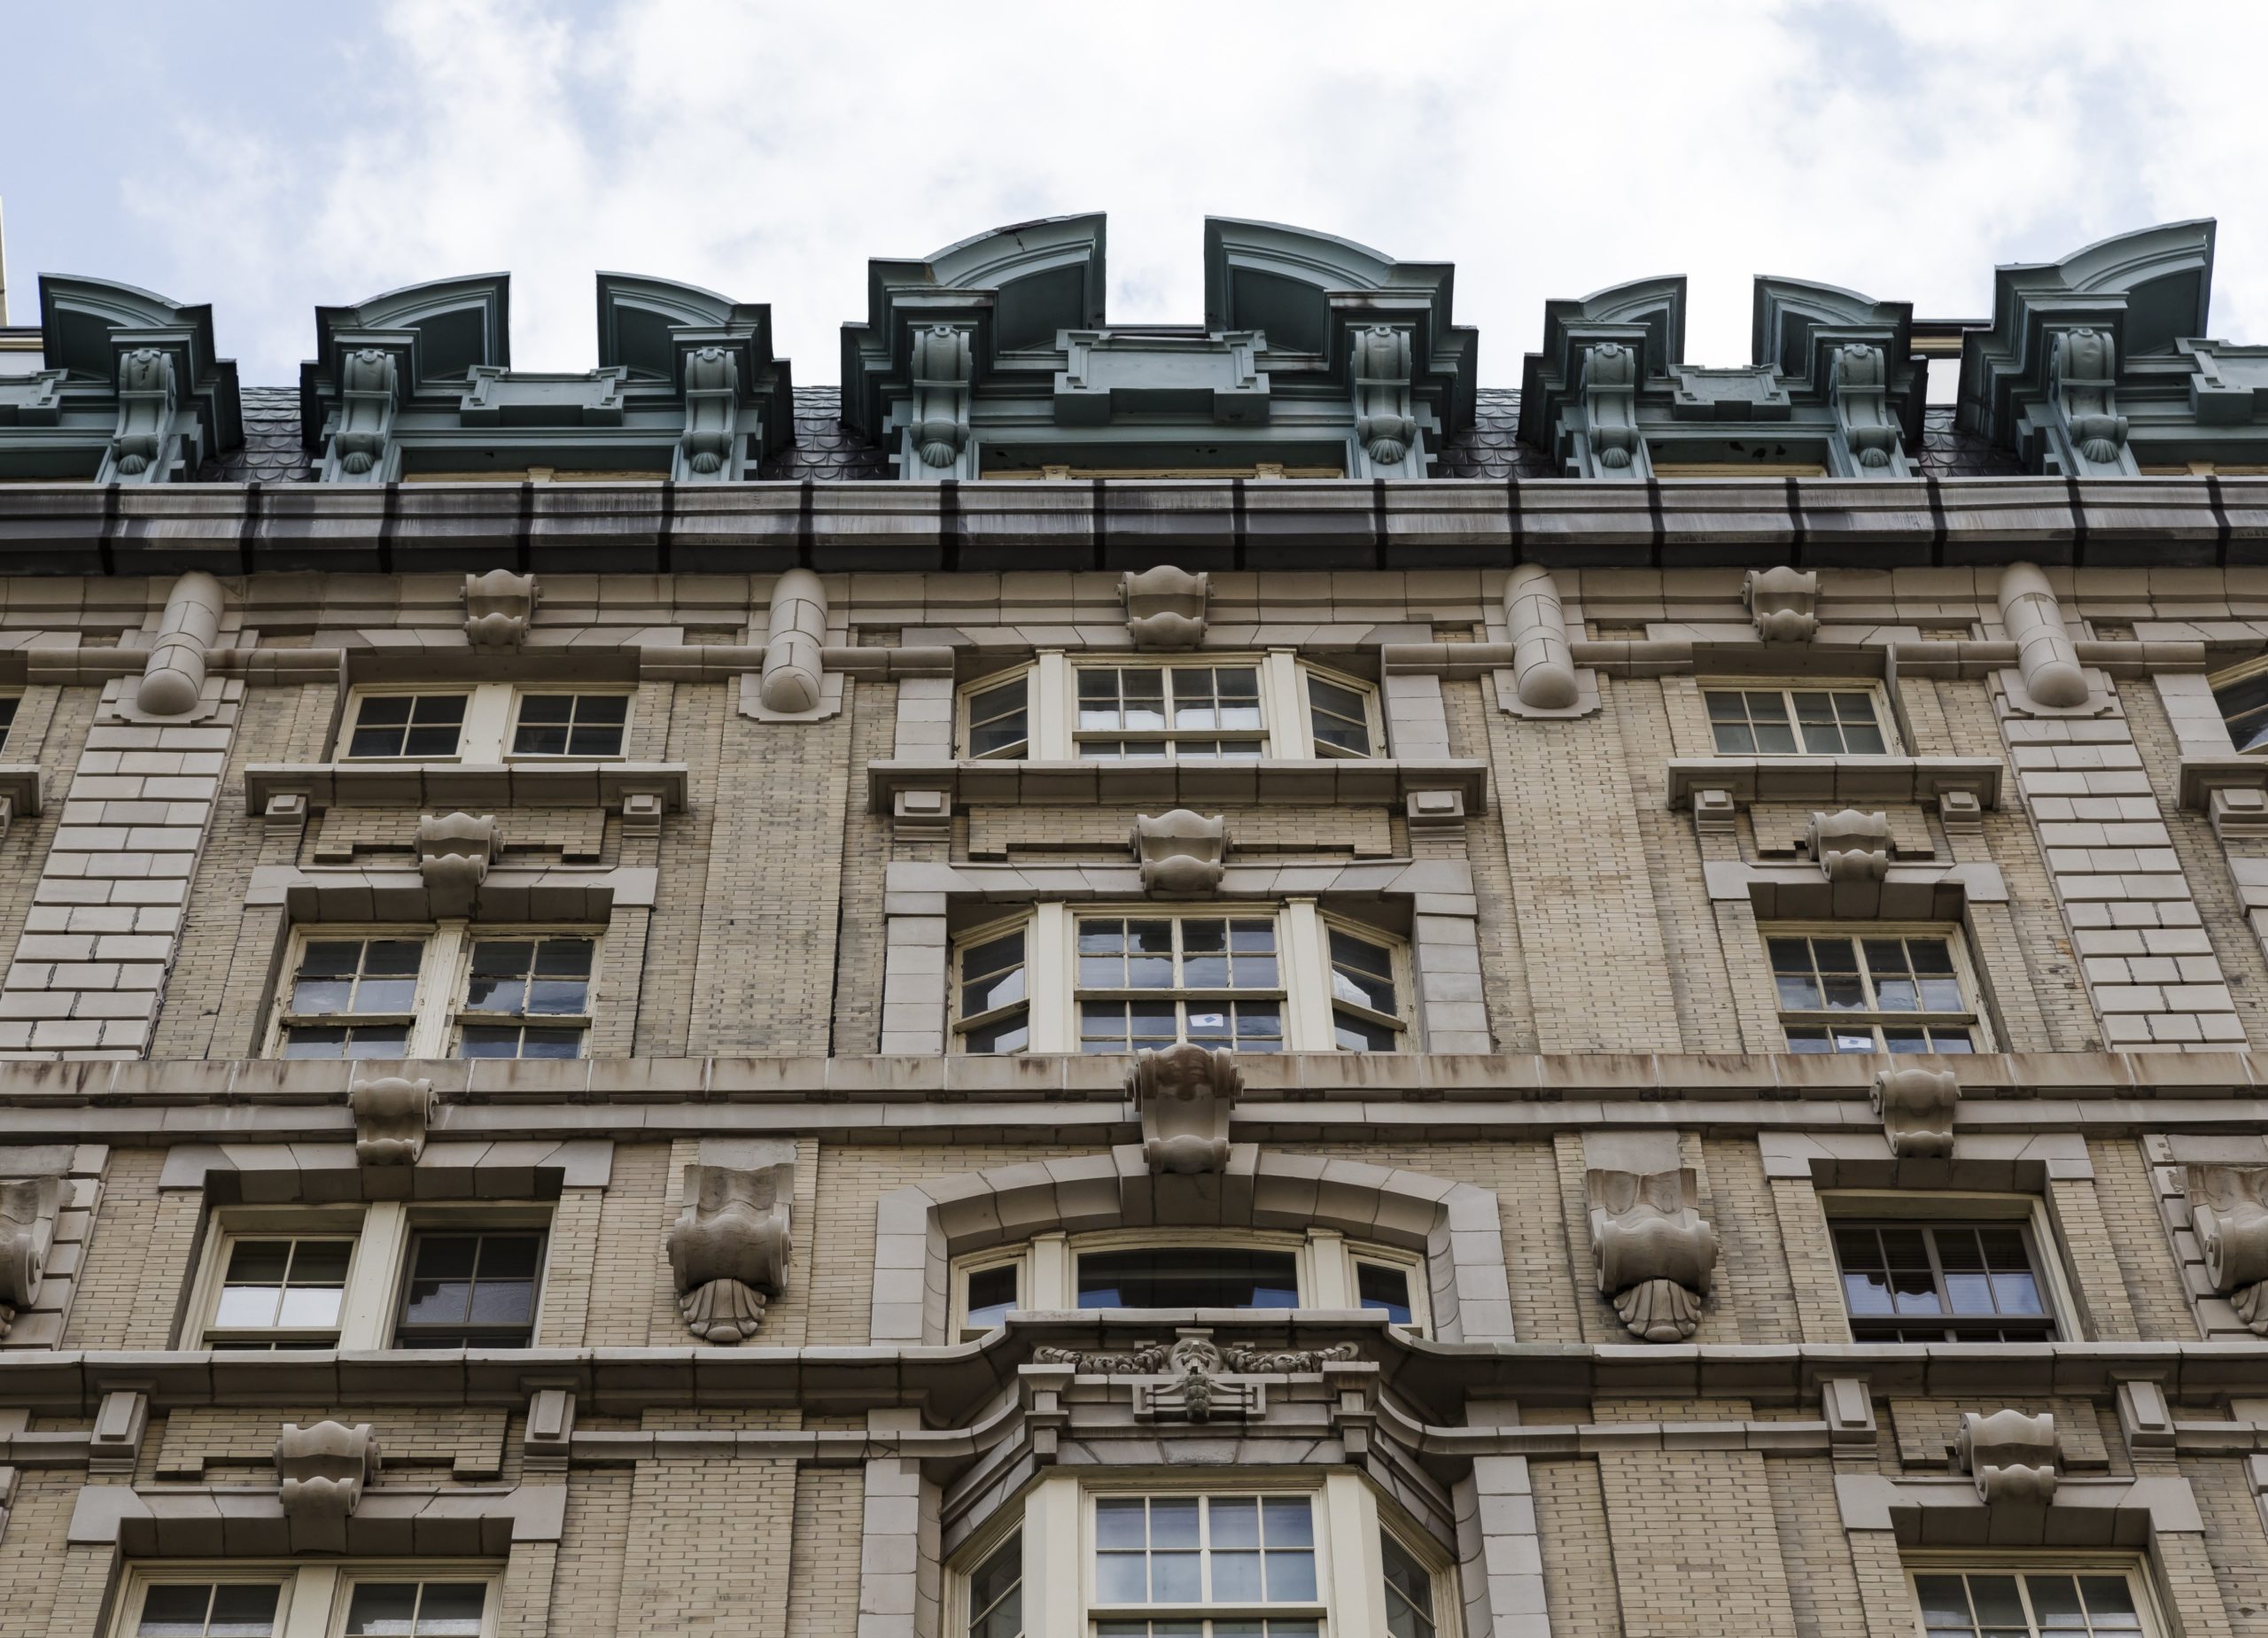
[
  {"xmin": 394, "ymin": 1229, "xmax": 548, "ymax": 1347},
  {"xmin": 201, "ymin": 1230, "xmax": 357, "ymax": 1349},
  {"xmin": 338, "ymin": 683, "xmax": 631, "ymax": 762},
  {"xmin": 1767, "ymin": 929, "xmax": 1984, "ymax": 1053},
  {"xmin": 1915, "ymin": 1569, "xmax": 2153, "ymax": 1638},
  {"xmin": 269, "ymin": 928, "xmax": 599, "ymax": 1060},
  {"xmin": 1092, "ymin": 1493, "xmax": 1321, "ymax": 1633},
  {"xmin": 959, "ymin": 655, "xmax": 1381, "ymax": 761},
  {"xmin": 116, "ymin": 1570, "xmax": 494, "ymax": 1637},
  {"xmin": 952, "ymin": 908, "xmax": 1409, "ymax": 1056},
  {"xmin": 1832, "ymin": 1218, "xmax": 2058, "ymax": 1342},
  {"xmin": 1705, "ymin": 687, "xmax": 1890, "ymax": 755}
]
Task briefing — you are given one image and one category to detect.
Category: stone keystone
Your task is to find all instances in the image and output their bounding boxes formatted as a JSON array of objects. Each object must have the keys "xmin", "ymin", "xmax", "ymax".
[
  {"xmin": 350, "ymin": 1075, "xmax": 435, "ymax": 1166},
  {"xmin": 1130, "ymin": 1043, "xmax": 1241, "ymax": 1174}
]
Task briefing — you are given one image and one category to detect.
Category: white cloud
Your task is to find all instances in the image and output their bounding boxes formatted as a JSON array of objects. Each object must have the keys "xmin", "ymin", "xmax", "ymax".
[{"xmin": 121, "ymin": 0, "xmax": 2268, "ymax": 389}]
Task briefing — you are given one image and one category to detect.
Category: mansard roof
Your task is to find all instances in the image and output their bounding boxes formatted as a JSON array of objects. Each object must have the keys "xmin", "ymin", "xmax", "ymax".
[
  {"xmin": 1956, "ymin": 220, "xmax": 2263, "ymax": 475},
  {"xmin": 1517, "ymin": 271, "xmax": 1925, "ymax": 479},
  {"xmin": 296, "ymin": 272, "xmax": 792, "ymax": 483},
  {"xmin": 0, "ymin": 275, "xmax": 240, "ymax": 482},
  {"xmin": 839, "ymin": 214, "xmax": 1479, "ymax": 479}
]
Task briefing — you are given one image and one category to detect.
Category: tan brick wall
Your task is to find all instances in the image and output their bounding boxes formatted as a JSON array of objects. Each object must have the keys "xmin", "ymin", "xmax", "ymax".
[
  {"xmin": 1597, "ymin": 1448, "xmax": 1796, "ymax": 1638},
  {"xmin": 1767, "ymin": 1456, "xmax": 1870, "ymax": 1638},
  {"xmin": 787, "ymin": 1464, "xmax": 863, "ymax": 1636},
  {"xmin": 0, "ymin": 685, "xmax": 93, "ymax": 989},
  {"xmin": 549, "ymin": 1469, "xmax": 633, "ymax": 1638},
  {"xmin": 832, "ymin": 677, "xmax": 899, "ymax": 1056},
  {"xmin": 64, "ymin": 1146, "xmax": 198, "ymax": 1349},
  {"xmin": 154, "ymin": 1405, "xmax": 507, "ymax": 1479},
  {"xmin": 1533, "ymin": 1457, "xmax": 1623, "ymax": 1638},
  {"xmin": 1443, "ymin": 677, "xmax": 1532, "ymax": 1050},
  {"xmin": 2088, "ymin": 1136, "xmax": 2202, "ymax": 1340},
  {"xmin": 0, "ymin": 1469, "xmax": 83, "ymax": 1628},
  {"xmin": 617, "ymin": 1456, "xmax": 797, "ymax": 1638}
]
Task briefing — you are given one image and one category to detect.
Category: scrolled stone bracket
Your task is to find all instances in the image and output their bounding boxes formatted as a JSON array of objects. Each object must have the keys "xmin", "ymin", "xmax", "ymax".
[
  {"xmin": 2186, "ymin": 1162, "xmax": 2268, "ymax": 1333},
  {"xmin": 1956, "ymin": 1409, "xmax": 2060, "ymax": 1506},
  {"xmin": 276, "ymin": 1420, "xmax": 379, "ymax": 1539},
  {"xmin": 1873, "ymin": 1066, "xmax": 1959, "ymax": 1158},
  {"xmin": 1133, "ymin": 809, "xmax": 1226, "ymax": 896},
  {"xmin": 1122, "ymin": 565, "xmax": 1209, "ymax": 649},
  {"xmin": 0, "ymin": 1176, "xmax": 62, "ymax": 1339},
  {"xmin": 463, "ymin": 569, "xmax": 538, "ymax": 648},
  {"xmin": 1808, "ymin": 808, "xmax": 1891, "ymax": 881},
  {"xmin": 1130, "ymin": 1042, "xmax": 1241, "ymax": 1175},
  {"xmin": 665, "ymin": 1161, "xmax": 792, "ymax": 1344},
  {"xmin": 1746, "ymin": 566, "xmax": 1820, "ymax": 643},
  {"xmin": 416, "ymin": 811, "xmax": 498, "ymax": 916},
  {"xmin": 1588, "ymin": 1168, "xmax": 1718, "ymax": 1342},
  {"xmin": 350, "ymin": 1075, "xmax": 435, "ymax": 1166}
]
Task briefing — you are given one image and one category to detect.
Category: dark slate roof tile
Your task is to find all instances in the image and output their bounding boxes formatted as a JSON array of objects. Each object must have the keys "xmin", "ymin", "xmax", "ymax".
[
  {"xmin": 1434, "ymin": 387, "xmax": 1557, "ymax": 479},
  {"xmin": 198, "ymin": 385, "xmax": 314, "ymax": 484},
  {"xmin": 759, "ymin": 384, "xmax": 893, "ymax": 481}
]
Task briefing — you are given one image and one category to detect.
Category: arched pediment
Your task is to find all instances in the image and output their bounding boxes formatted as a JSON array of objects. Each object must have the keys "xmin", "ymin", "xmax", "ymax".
[
  {"xmin": 595, "ymin": 272, "xmax": 773, "ymax": 384},
  {"xmin": 311, "ymin": 272, "xmax": 513, "ymax": 392}
]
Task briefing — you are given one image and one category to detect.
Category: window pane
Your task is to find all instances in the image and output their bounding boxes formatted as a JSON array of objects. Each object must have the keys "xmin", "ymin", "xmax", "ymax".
[
  {"xmin": 1357, "ymin": 1261, "xmax": 1413, "ymax": 1324},
  {"xmin": 1913, "ymin": 1574, "xmax": 1973, "ymax": 1629},
  {"xmin": 414, "ymin": 1584, "xmax": 489, "ymax": 1636},
  {"xmin": 966, "ymin": 1263, "xmax": 1018, "ymax": 1329},
  {"xmin": 343, "ymin": 1582, "xmax": 420, "ymax": 1634},
  {"xmin": 1076, "ymin": 1247, "xmax": 1301, "ymax": 1310}
]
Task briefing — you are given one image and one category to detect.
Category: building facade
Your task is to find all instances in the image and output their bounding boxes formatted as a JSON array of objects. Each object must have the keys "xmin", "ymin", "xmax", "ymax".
[{"xmin": 0, "ymin": 214, "xmax": 2263, "ymax": 1638}]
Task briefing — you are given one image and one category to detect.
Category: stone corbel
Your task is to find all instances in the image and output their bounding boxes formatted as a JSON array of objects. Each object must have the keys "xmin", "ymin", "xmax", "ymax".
[
  {"xmin": 1808, "ymin": 808, "xmax": 1891, "ymax": 881},
  {"xmin": 1349, "ymin": 323, "xmax": 1422, "ymax": 476},
  {"xmin": 1130, "ymin": 1042, "xmax": 1240, "ymax": 1175},
  {"xmin": 416, "ymin": 811, "xmax": 497, "ymax": 916},
  {"xmin": 350, "ymin": 1075, "xmax": 434, "ymax": 1166},
  {"xmin": 674, "ymin": 345, "xmax": 742, "ymax": 481},
  {"xmin": 276, "ymin": 1420, "xmax": 379, "ymax": 1538},
  {"xmin": 1955, "ymin": 1409, "xmax": 2059, "ymax": 1506},
  {"xmin": 1996, "ymin": 563, "xmax": 2092, "ymax": 711},
  {"xmin": 1874, "ymin": 1066, "xmax": 1960, "ymax": 1158},
  {"xmin": 1745, "ymin": 566, "xmax": 1820, "ymax": 642},
  {"xmin": 100, "ymin": 347, "xmax": 181, "ymax": 483},
  {"xmin": 905, "ymin": 322, "xmax": 975, "ymax": 476},
  {"xmin": 1580, "ymin": 341, "xmax": 1647, "ymax": 477},
  {"xmin": 1588, "ymin": 1168, "xmax": 1718, "ymax": 1341},
  {"xmin": 1122, "ymin": 565, "xmax": 1209, "ymax": 649},
  {"xmin": 322, "ymin": 348, "xmax": 400, "ymax": 482},
  {"xmin": 463, "ymin": 569, "xmax": 538, "ymax": 647},
  {"xmin": 1134, "ymin": 810, "xmax": 1226, "ymax": 896},
  {"xmin": 752, "ymin": 568, "xmax": 834, "ymax": 718},
  {"xmin": 2185, "ymin": 1163, "xmax": 2268, "ymax": 1334},
  {"xmin": 1828, "ymin": 343, "xmax": 1906, "ymax": 475},
  {"xmin": 0, "ymin": 1176, "xmax": 63, "ymax": 1339},
  {"xmin": 620, "ymin": 791, "xmax": 664, "ymax": 838},
  {"xmin": 664, "ymin": 1161, "xmax": 792, "ymax": 1344},
  {"xmin": 2049, "ymin": 327, "xmax": 2134, "ymax": 476},
  {"xmin": 891, "ymin": 788, "xmax": 952, "ymax": 842}
]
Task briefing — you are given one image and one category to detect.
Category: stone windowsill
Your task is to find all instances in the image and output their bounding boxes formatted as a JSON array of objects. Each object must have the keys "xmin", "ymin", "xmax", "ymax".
[
  {"xmin": 243, "ymin": 760, "xmax": 689, "ymax": 815},
  {"xmin": 866, "ymin": 757, "xmax": 1490, "ymax": 813},
  {"xmin": 1665, "ymin": 756, "xmax": 2002, "ymax": 811}
]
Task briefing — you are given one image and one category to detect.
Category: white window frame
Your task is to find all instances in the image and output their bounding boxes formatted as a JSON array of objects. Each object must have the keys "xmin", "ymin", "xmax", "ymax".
[
  {"xmin": 1701, "ymin": 679, "xmax": 1900, "ymax": 757},
  {"xmin": 111, "ymin": 1563, "xmax": 501, "ymax": 1638},
  {"xmin": 265, "ymin": 924, "xmax": 602, "ymax": 1061},
  {"xmin": 956, "ymin": 1470, "xmax": 1458, "ymax": 1638},
  {"xmin": 1821, "ymin": 1190, "xmax": 2080, "ymax": 1346},
  {"xmin": 338, "ymin": 682, "xmax": 633, "ymax": 764},
  {"xmin": 183, "ymin": 1201, "xmax": 555, "ymax": 1353},
  {"xmin": 947, "ymin": 1226, "xmax": 1431, "ymax": 1341},
  {"xmin": 955, "ymin": 652, "xmax": 1383, "ymax": 761},
  {"xmin": 1903, "ymin": 1555, "xmax": 2169, "ymax": 1638},
  {"xmin": 1762, "ymin": 920, "xmax": 1993, "ymax": 1055},
  {"xmin": 951, "ymin": 904, "xmax": 1409, "ymax": 1056}
]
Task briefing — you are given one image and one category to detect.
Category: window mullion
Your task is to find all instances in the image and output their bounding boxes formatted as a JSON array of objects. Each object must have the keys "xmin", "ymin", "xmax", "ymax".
[
  {"xmin": 461, "ymin": 681, "xmax": 513, "ymax": 761},
  {"xmin": 1029, "ymin": 905, "xmax": 1073, "ymax": 1052},
  {"xmin": 1262, "ymin": 649, "xmax": 1304, "ymax": 757},
  {"xmin": 1035, "ymin": 652, "xmax": 1072, "ymax": 758},
  {"xmin": 411, "ymin": 923, "xmax": 467, "ymax": 1059},
  {"xmin": 275, "ymin": 1564, "xmax": 336, "ymax": 1638},
  {"xmin": 338, "ymin": 1201, "xmax": 404, "ymax": 1351},
  {"xmin": 1278, "ymin": 899, "xmax": 1332, "ymax": 1051}
]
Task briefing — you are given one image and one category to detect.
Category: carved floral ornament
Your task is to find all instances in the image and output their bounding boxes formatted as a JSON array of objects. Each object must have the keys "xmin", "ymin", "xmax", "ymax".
[
  {"xmin": 2186, "ymin": 1162, "xmax": 2268, "ymax": 1334},
  {"xmin": 665, "ymin": 1161, "xmax": 792, "ymax": 1344},
  {"xmin": 1032, "ymin": 1329, "xmax": 1361, "ymax": 1424},
  {"xmin": 1588, "ymin": 1168, "xmax": 1718, "ymax": 1342}
]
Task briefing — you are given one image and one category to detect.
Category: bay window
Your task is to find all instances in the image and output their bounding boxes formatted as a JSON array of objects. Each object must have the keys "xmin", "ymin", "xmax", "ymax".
[{"xmin": 959, "ymin": 654, "xmax": 1381, "ymax": 761}]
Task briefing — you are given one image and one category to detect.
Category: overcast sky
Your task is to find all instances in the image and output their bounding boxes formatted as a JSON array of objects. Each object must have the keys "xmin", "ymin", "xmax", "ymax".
[{"xmin": 4, "ymin": 0, "xmax": 2265, "ymax": 392}]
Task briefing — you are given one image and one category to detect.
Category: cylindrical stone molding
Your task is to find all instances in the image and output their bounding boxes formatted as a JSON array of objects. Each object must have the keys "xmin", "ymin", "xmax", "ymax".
[
  {"xmin": 1503, "ymin": 564, "xmax": 1579, "ymax": 710},
  {"xmin": 136, "ymin": 571, "xmax": 225, "ymax": 717},
  {"xmin": 757, "ymin": 568, "xmax": 827, "ymax": 714},
  {"xmin": 1997, "ymin": 562, "xmax": 2088, "ymax": 709}
]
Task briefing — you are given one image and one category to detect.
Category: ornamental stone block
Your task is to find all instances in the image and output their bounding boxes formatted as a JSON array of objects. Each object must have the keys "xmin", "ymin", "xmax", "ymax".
[
  {"xmin": 2186, "ymin": 1163, "xmax": 2268, "ymax": 1332},
  {"xmin": 1955, "ymin": 1409, "xmax": 2059, "ymax": 1506},
  {"xmin": 463, "ymin": 569, "xmax": 538, "ymax": 647},
  {"xmin": 1133, "ymin": 809, "xmax": 1226, "ymax": 896},
  {"xmin": 1122, "ymin": 565, "xmax": 1209, "ymax": 650},
  {"xmin": 1745, "ymin": 566, "xmax": 1819, "ymax": 643},
  {"xmin": 1588, "ymin": 1168, "xmax": 1718, "ymax": 1342},
  {"xmin": 1873, "ymin": 1066, "xmax": 1960, "ymax": 1158},
  {"xmin": 665, "ymin": 1161, "xmax": 793, "ymax": 1344},
  {"xmin": 0, "ymin": 1176, "xmax": 62, "ymax": 1339},
  {"xmin": 350, "ymin": 1075, "xmax": 435, "ymax": 1166},
  {"xmin": 1808, "ymin": 808, "xmax": 1891, "ymax": 881},
  {"xmin": 276, "ymin": 1420, "xmax": 378, "ymax": 1524},
  {"xmin": 1130, "ymin": 1042, "xmax": 1240, "ymax": 1175}
]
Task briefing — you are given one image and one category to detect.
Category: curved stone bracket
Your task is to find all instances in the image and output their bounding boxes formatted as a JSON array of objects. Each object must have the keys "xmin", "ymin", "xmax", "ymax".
[
  {"xmin": 100, "ymin": 347, "xmax": 183, "ymax": 484},
  {"xmin": 322, "ymin": 348, "xmax": 401, "ymax": 483},
  {"xmin": 1133, "ymin": 810, "xmax": 1226, "ymax": 896},
  {"xmin": 905, "ymin": 322, "xmax": 976, "ymax": 477},
  {"xmin": 1874, "ymin": 1067, "xmax": 1960, "ymax": 1158},
  {"xmin": 1122, "ymin": 565, "xmax": 1209, "ymax": 650},
  {"xmin": 276, "ymin": 1420, "xmax": 379, "ymax": 1531},
  {"xmin": 2186, "ymin": 1162, "xmax": 2268, "ymax": 1333},
  {"xmin": 1130, "ymin": 1043, "xmax": 1240, "ymax": 1175},
  {"xmin": 1956, "ymin": 1409, "xmax": 2060, "ymax": 1505},
  {"xmin": 1499, "ymin": 564, "xmax": 1596, "ymax": 717},
  {"xmin": 756, "ymin": 568, "xmax": 831, "ymax": 718},
  {"xmin": 1745, "ymin": 566, "xmax": 1820, "ymax": 643},
  {"xmin": 416, "ymin": 812, "xmax": 498, "ymax": 917},
  {"xmin": 0, "ymin": 1176, "xmax": 63, "ymax": 1338},
  {"xmin": 350, "ymin": 1075, "xmax": 435, "ymax": 1167},
  {"xmin": 1808, "ymin": 808, "xmax": 1891, "ymax": 881},
  {"xmin": 1588, "ymin": 1168, "xmax": 1718, "ymax": 1342},
  {"xmin": 665, "ymin": 1161, "xmax": 792, "ymax": 1345},
  {"xmin": 1827, "ymin": 343, "xmax": 1909, "ymax": 476},
  {"xmin": 2049, "ymin": 327, "xmax": 2134, "ymax": 476},
  {"xmin": 1581, "ymin": 341, "xmax": 1649, "ymax": 477},
  {"xmin": 464, "ymin": 570, "xmax": 538, "ymax": 648},
  {"xmin": 675, "ymin": 345, "xmax": 742, "ymax": 481},
  {"xmin": 1349, "ymin": 323, "xmax": 1423, "ymax": 477}
]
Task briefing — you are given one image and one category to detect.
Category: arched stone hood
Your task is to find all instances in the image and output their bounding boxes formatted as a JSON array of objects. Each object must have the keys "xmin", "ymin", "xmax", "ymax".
[
  {"xmin": 297, "ymin": 271, "xmax": 791, "ymax": 483},
  {"xmin": 839, "ymin": 213, "xmax": 1479, "ymax": 479}
]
